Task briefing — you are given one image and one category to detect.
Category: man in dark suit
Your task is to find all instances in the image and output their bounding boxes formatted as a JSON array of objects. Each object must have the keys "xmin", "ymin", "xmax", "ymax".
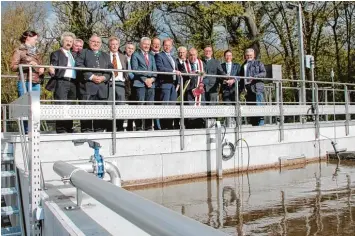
[
  {"xmin": 76, "ymin": 34, "xmax": 113, "ymax": 132},
  {"xmin": 239, "ymin": 48, "xmax": 266, "ymax": 126},
  {"xmin": 107, "ymin": 36, "xmax": 128, "ymax": 132},
  {"xmin": 131, "ymin": 37, "xmax": 157, "ymax": 131},
  {"xmin": 221, "ymin": 50, "xmax": 241, "ymax": 103},
  {"xmin": 202, "ymin": 46, "xmax": 226, "ymax": 105},
  {"xmin": 48, "ymin": 32, "xmax": 77, "ymax": 133},
  {"xmin": 155, "ymin": 38, "xmax": 181, "ymax": 129}
]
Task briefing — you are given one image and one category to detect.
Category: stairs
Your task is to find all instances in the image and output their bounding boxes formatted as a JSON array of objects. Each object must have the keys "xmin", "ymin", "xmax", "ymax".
[{"xmin": 1, "ymin": 142, "xmax": 24, "ymax": 236}]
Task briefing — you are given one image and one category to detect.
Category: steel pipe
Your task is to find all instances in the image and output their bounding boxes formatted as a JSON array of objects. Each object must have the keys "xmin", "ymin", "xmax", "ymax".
[
  {"xmin": 53, "ymin": 161, "xmax": 227, "ymax": 236},
  {"xmin": 74, "ymin": 161, "xmax": 121, "ymax": 187}
]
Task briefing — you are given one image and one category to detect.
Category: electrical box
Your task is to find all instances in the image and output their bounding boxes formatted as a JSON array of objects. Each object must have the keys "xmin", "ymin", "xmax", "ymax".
[
  {"xmin": 305, "ymin": 55, "xmax": 314, "ymax": 68},
  {"xmin": 265, "ymin": 64, "xmax": 282, "ymax": 83}
]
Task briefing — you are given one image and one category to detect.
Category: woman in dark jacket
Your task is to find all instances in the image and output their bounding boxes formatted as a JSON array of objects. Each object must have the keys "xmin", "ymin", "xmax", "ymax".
[{"xmin": 11, "ymin": 30, "xmax": 44, "ymax": 97}]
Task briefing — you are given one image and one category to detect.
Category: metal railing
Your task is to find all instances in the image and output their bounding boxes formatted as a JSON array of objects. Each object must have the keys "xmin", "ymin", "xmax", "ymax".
[{"xmin": 53, "ymin": 161, "xmax": 228, "ymax": 236}]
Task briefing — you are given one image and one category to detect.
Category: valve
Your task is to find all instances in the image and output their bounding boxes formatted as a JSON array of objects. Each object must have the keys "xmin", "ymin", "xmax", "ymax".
[{"xmin": 73, "ymin": 139, "xmax": 105, "ymax": 178}]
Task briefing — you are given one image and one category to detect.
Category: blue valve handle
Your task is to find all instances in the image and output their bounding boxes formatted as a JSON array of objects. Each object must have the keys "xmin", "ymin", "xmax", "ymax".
[{"xmin": 94, "ymin": 145, "xmax": 104, "ymax": 179}]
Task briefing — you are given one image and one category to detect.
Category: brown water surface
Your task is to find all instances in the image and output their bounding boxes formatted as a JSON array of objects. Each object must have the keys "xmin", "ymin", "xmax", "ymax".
[{"xmin": 132, "ymin": 161, "xmax": 355, "ymax": 235}]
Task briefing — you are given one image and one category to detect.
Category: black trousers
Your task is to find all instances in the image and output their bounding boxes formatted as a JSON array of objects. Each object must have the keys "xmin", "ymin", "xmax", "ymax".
[
  {"xmin": 80, "ymin": 94, "xmax": 107, "ymax": 132},
  {"xmin": 106, "ymin": 82, "xmax": 125, "ymax": 132},
  {"xmin": 54, "ymin": 78, "xmax": 77, "ymax": 133},
  {"xmin": 135, "ymin": 87, "xmax": 155, "ymax": 130}
]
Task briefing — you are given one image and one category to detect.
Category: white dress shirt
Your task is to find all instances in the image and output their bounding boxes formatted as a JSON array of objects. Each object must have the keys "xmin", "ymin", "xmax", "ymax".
[
  {"xmin": 62, "ymin": 48, "xmax": 76, "ymax": 79},
  {"xmin": 110, "ymin": 52, "xmax": 124, "ymax": 82}
]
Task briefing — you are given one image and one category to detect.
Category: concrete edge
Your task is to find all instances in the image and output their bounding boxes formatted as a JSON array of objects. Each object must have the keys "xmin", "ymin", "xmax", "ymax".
[{"xmin": 44, "ymin": 201, "xmax": 86, "ymax": 236}]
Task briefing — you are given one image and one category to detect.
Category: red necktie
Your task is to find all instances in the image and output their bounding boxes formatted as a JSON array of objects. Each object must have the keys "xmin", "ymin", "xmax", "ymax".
[
  {"xmin": 144, "ymin": 52, "xmax": 149, "ymax": 66},
  {"xmin": 112, "ymin": 54, "xmax": 118, "ymax": 77}
]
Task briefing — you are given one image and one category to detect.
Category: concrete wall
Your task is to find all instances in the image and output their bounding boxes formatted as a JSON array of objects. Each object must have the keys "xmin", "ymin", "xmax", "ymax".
[{"xmin": 6, "ymin": 122, "xmax": 355, "ymax": 187}]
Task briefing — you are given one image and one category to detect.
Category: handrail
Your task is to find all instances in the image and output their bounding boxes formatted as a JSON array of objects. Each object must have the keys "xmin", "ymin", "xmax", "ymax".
[
  {"xmin": 14, "ymin": 64, "xmax": 355, "ymax": 87},
  {"xmin": 53, "ymin": 161, "xmax": 228, "ymax": 236}
]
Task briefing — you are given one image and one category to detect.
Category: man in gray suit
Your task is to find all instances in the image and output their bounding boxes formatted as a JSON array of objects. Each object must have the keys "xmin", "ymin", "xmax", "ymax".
[
  {"xmin": 76, "ymin": 34, "xmax": 113, "ymax": 132},
  {"xmin": 107, "ymin": 36, "xmax": 128, "ymax": 132},
  {"xmin": 202, "ymin": 46, "xmax": 226, "ymax": 105},
  {"xmin": 131, "ymin": 37, "xmax": 157, "ymax": 131}
]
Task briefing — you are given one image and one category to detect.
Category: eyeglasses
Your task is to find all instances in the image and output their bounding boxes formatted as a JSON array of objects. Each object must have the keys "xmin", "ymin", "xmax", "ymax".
[{"xmin": 90, "ymin": 40, "xmax": 101, "ymax": 44}]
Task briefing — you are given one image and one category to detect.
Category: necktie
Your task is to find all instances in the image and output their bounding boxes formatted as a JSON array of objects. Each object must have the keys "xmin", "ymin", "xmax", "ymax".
[
  {"xmin": 67, "ymin": 51, "xmax": 76, "ymax": 78},
  {"xmin": 166, "ymin": 53, "xmax": 175, "ymax": 68},
  {"xmin": 191, "ymin": 63, "xmax": 196, "ymax": 72},
  {"xmin": 112, "ymin": 54, "xmax": 118, "ymax": 77},
  {"xmin": 144, "ymin": 52, "xmax": 149, "ymax": 66}
]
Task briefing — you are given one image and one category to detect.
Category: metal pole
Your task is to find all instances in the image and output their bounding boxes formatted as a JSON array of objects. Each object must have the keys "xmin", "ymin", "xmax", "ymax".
[
  {"xmin": 325, "ymin": 89, "xmax": 328, "ymax": 121},
  {"xmin": 2, "ymin": 105, "xmax": 7, "ymax": 133},
  {"xmin": 331, "ymin": 69, "xmax": 336, "ymax": 142},
  {"xmin": 344, "ymin": 85, "xmax": 350, "ymax": 136},
  {"xmin": 53, "ymin": 161, "xmax": 227, "ymax": 236},
  {"xmin": 279, "ymin": 82, "xmax": 284, "ymax": 142},
  {"xmin": 29, "ymin": 67, "xmax": 33, "ymax": 92},
  {"xmin": 315, "ymin": 84, "xmax": 320, "ymax": 139},
  {"xmin": 275, "ymin": 82, "xmax": 280, "ymax": 125},
  {"xmin": 269, "ymin": 87, "xmax": 273, "ymax": 124},
  {"xmin": 297, "ymin": 3, "xmax": 306, "ymax": 105},
  {"xmin": 179, "ymin": 75, "xmax": 185, "ymax": 150},
  {"xmin": 216, "ymin": 121, "xmax": 222, "ymax": 178},
  {"xmin": 111, "ymin": 73, "xmax": 117, "ymax": 155},
  {"xmin": 19, "ymin": 65, "xmax": 27, "ymax": 94},
  {"xmin": 310, "ymin": 57, "xmax": 315, "ymax": 107}
]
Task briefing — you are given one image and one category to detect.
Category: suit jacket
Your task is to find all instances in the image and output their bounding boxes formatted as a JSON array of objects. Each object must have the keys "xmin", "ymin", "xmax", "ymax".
[
  {"xmin": 239, "ymin": 60, "xmax": 266, "ymax": 91},
  {"xmin": 180, "ymin": 60, "xmax": 208, "ymax": 92},
  {"xmin": 131, "ymin": 50, "xmax": 157, "ymax": 88},
  {"xmin": 49, "ymin": 49, "xmax": 71, "ymax": 79},
  {"xmin": 155, "ymin": 51, "xmax": 179, "ymax": 88},
  {"xmin": 202, "ymin": 58, "xmax": 226, "ymax": 93},
  {"xmin": 76, "ymin": 49, "xmax": 113, "ymax": 98},
  {"xmin": 221, "ymin": 62, "xmax": 241, "ymax": 93}
]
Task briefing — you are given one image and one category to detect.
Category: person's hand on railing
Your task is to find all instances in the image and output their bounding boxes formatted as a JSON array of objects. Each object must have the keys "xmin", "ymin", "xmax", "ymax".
[
  {"xmin": 48, "ymin": 65, "xmax": 55, "ymax": 76},
  {"xmin": 38, "ymin": 67, "xmax": 45, "ymax": 75},
  {"xmin": 174, "ymin": 70, "xmax": 181, "ymax": 76}
]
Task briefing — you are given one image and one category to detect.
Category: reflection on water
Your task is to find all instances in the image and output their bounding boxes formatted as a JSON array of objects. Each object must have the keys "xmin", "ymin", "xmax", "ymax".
[{"xmin": 132, "ymin": 161, "xmax": 355, "ymax": 235}]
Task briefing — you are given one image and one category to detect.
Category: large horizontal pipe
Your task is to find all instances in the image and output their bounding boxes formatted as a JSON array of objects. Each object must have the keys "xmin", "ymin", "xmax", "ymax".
[{"xmin": 53, "ymin": 161, "xmax": 227, "ymax": 236}]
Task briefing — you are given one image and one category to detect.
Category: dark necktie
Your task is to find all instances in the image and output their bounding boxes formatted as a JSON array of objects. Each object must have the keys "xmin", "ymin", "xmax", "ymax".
[
  {"xmin": 191, "ymin": 63, "xmax": 196, "ymax": 72},
  {"xmin": 112, "ymin": 54, "xmax": 118, "ymax": 77}
]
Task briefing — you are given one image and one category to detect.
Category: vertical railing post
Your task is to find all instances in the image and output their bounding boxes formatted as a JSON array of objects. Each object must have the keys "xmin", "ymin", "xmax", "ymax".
[
  {"xmin": 111, "ymin": 72, "xmax": 117, "ymax": 155},
  {"xmin": 2, "ymin": 105, "xmax": 7, "ymax": 133},
  {"xmin": 215, "ymin": 121, "xmax": 222, "ymax": 178},
  {"xmin": 325, "ymin": 89, "xmax": 328, "ymax": 121},
  {"xmin": 275, "ymin": 82, "xmax": 280, "ymax": 125},
  {"xmin": 29, "ymin": 66, "xmax": 33, "ymax": 92},
  {"xmin": 269, "ymin": 86, "xmax": 273, "ymax": 124},
  {"xmin": 19, "ymin": 65, "xmax": 27, "ymax": 94},
  {"xmin": 344, "ymin": 85, "xmax": 350, "ymax": 136},
  {"xmin": 315, "ymin": 84, "xmax": 320, "ymax": 139},
  {"xmin": 28, "ymin": 90, "xmax": 42, "ymax": 235},
  {"xmin": 299, "ymin": 87, "xmax": 303, "ymax": 123},
  {"xmin": 179, "ymin": 75, "xmax": 185, "ymax": 150},
  {"xmin": 279, "ymin": 81, "xmax": 284, "ymax": 142}
]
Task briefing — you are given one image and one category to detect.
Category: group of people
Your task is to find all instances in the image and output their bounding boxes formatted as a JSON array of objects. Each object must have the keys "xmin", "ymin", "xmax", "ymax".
[{"xmin": 11, "ymin": 30, "xmax": 267, "ymax": 134}]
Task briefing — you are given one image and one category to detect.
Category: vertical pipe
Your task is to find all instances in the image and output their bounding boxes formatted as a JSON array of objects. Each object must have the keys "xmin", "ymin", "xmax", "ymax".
[
  {"xmin": 179, "ymin": 75, "xmax": 185, "ymax": 150},
  {"xmin": 299, "ymin": 87, "xmax": 303, "ymax": 123},
  {"xmin": 344, "ymin": 85, "xmax": 350, "ymax": 136},
  {"xmin": 331, "ymin": 69, "xmax": 336, "ymax": 141},
  {"xmin": 310, "ymin": 57, "xmax": 315, "ymax": 107},
  {"xmin": 111, "ymin": 72, "xmax": 117, "ymax": 155},
  {"xmin": 275, "ymin": 82, "xmax": 280, "ymax": 125}
]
